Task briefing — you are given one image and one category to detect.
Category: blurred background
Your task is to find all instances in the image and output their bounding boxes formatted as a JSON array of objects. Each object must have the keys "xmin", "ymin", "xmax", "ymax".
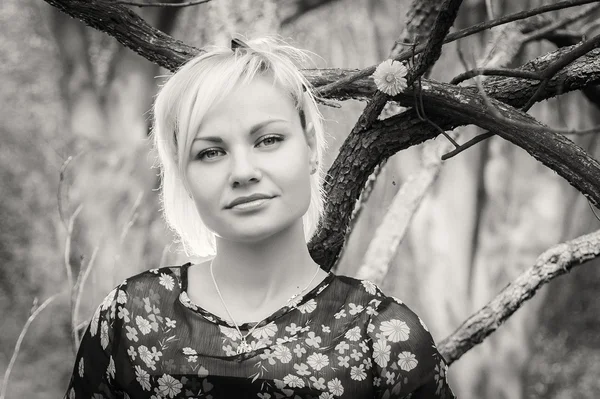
[{"xmin": 1, "ymin": 0, "xmax": 600, "ymax": 397}]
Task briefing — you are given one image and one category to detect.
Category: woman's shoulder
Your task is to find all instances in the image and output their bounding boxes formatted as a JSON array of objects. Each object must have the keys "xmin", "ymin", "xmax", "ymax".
[{"xmin": 107, "ymin": 262, "xmax": 189, "ymax": 298}]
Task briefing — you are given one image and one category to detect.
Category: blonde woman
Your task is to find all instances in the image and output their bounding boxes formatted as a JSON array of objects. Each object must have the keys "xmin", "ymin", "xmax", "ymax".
[{"xmin": 64, "ymin": 37, "xmax": 455, "ymax": 399}]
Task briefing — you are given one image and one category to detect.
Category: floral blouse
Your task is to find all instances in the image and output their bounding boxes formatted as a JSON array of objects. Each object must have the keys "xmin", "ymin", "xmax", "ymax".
[{"xmin": 64, "ymin": 262, "xmax": 455, "ymax": 398}]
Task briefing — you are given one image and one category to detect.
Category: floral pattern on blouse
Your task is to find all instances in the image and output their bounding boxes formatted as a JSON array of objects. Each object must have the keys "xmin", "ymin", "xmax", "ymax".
[{"xmin": 64, "ymin": 263, "xmax": 456, "ymax": 398}]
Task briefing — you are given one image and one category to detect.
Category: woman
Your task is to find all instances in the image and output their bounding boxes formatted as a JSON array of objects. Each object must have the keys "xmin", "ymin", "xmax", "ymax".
[{"xmin": 65, "ymin": 36, "xmax": 456, "ymax": 399}]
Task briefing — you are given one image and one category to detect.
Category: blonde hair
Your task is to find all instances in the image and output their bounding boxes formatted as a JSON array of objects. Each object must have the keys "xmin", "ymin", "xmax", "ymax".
[{"xmin": 151, "ymin": 36, "xmax": 327, "ymax": 258}]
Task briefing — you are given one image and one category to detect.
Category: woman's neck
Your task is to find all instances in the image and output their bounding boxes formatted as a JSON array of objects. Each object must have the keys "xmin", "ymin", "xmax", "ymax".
[{"xmin": 210, "ymin": 221, "xmax": 321, "ymax": 309}]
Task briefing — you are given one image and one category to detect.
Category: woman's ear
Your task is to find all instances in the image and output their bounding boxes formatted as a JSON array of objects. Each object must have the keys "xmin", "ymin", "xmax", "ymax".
[{"xmin": 304, "ymin": 121, "xmax": 318, "ymax": 167}]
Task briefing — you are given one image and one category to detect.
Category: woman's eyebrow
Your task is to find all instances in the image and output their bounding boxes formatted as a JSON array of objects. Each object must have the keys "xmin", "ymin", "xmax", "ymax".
[{"xmin": 193, "ymin": 119, "xmax": 289, "ymax": 143}]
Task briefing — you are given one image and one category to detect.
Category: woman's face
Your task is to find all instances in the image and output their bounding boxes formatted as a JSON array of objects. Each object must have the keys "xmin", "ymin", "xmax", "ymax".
[{"xmin": 185, "ymin": 75, "xmax": 317, "ymax": 244}]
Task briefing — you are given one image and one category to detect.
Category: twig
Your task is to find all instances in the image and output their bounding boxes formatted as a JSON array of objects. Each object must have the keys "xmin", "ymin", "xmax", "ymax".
[
  {"xmin": 72, "ymin": 245, "xmax": 100, "ymax": 347},
  {"xmin": 116, "ymin": 0, "xmax": 211, "ymax": 7},
  {"xmin": 0, "ymin": 293, "xmax": 63, "ymax": 399},
  {"xmin": 64, "ymin": 204, "xmax": 83, "ymax": 301},
  {"xmin": 58, "ymin": 150, "xmax": 87, "ymax": 230},
  {"xmin": 439, "ymin": 229, "xmax": 600, "ymax": 365},
  {"xmin": 441, "ymin": 132, "xmax": 495, "ymax": 160},
  {"xmin": 523, "ymin": 32, "xmax": 600, "ymax": 110},
  {"xmin": 450, "ymin": 68, "xmax": 542, "ymax": 85},
  {"xmin": 315, "ymin": 0, "xmax": 600, "ymax": 96},
  {"xmin": 119, "ymin": 191, "xmax": 144, "ymax": 245},
  {"xmin": 523, "ymin": 2, "xmax": 600, "ymax": 43}
]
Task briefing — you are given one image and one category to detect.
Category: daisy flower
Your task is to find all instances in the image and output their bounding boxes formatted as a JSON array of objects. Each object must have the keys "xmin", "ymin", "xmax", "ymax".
[{"xmin": 373, "ymin": 59, "xmax": 408, "ymax": 96}]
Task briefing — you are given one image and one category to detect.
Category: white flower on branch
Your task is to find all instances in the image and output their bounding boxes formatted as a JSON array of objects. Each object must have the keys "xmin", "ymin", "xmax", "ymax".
[{"xmin": 373, "ymin": 59, "xmax": 408, "ymax": 96}]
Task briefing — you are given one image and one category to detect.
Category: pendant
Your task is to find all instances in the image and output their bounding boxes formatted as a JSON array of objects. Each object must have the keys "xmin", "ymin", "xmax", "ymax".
[{"xmin": 237, "ymin": 339, "xmax": 252, "ymax": 354}]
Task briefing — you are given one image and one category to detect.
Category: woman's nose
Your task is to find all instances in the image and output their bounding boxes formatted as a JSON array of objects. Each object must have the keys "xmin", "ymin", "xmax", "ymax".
[{"xmin": 228, "ymin": 152, "xmax": 262, "ymax": 187}]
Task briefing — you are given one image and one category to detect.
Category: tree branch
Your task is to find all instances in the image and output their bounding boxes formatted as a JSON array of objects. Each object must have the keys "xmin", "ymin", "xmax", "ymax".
[
  {"xmin": 438, "ymin": 229, "xmax": 600, "ymax": 364},
  {"xmin": 116, "ymin": 0, "xmax": 211, "ymax": 7},
  {"xmin": 42, "ymin": 0, "xmax": 201, "ymax": 71},
  {"xmin": 308, "ymin": 46, "xmax": 600, "ymax": 269}
]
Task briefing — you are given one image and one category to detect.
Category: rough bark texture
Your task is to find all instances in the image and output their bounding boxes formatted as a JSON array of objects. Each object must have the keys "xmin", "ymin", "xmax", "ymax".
[{"xmin": 439, "ymin": 228, "xmax": 600, "ymax": 364}]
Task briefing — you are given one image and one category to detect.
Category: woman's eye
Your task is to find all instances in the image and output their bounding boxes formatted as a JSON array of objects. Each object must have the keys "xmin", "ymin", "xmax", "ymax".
[
  {"xmin": 258, "ymin": 135, "xmax": 283, "ymax": 147},
  {"xmin": 198, "ymin": 149, "xmax": 223, "ymax": 160}
]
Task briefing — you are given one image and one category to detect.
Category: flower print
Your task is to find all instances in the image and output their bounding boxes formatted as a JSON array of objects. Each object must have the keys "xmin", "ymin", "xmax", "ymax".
[
  {"xmin": 260, "ymin": 349, "xmax": 277, "ymax": 366},
  {"xmin": 143, "ymin": 298, "xmax": 153, "ymax": 313},
  {"xmin": 316, "ymin": 284, "xmax": 329, "ymax": 295},
  {"xmin": 372, "ymin": 59, "xmax": 408, "ymax": 96},
  {"xmin": 294, "ymin": 363, "xmax": 311, "ymax": 376},
  {"xmin": 373, "ymin": 377, "xmax": 381, "ymax": 387},
  {"xmin": 187, "ymin": 355, "xmax": 198, "ymax": 363},
  {"xmin": 100, "ymin": 321, "xmax": 109, "ymax": 350},
  {"xmin": 307, "ymin": 353, "xmax": 329, "ymax": 370},
  {"xmin": 337, "ymin": 355, "xmax": 350, "ymax": 367},
  {"xmin": 335, "ymin": 341, "xmax": 349, "ymax": 354},
  {"xmin": 135, "ymin": 365, "xmax": 151, "ymax": 391},
  {"xmin": 219, "ymin": 325, "xmax": 240, "ymax": 341},
  {"xmin": 125, "ymin": 326, "xmax": 138, "ymax": 342},
  {"xmin": 333, "ymin": 309, "xmax": 346, "ymax": 319},
  {"xmin": 363, "ymin": 357, "xmax": 373, "ymax": 370},
  {"xmin": 149, "ymin": 268, "xmax": 159, "ymax": 274},
  {"xmin": 380, "ymin": 319, "xmax": 410, "ymax": 342},
  {"xmin": 165, "ymin": 317, "xmax": 176, "ymax": 329},
  {"xmin": 117, "ymin": 289, "xmax": 127, "ymax": 304},
  {"xmin": 366, "ymin": 306, "xmax": 378, "ymax": 316},
  {"xmin": 348, "ymin": 303, "xmax": 364, "ymax": 315},
  {"xmin": 391, "ymin": 296, "xmax": 403, "ymax": 305},
  {"xmin": 288, "ymin": 294, "xmax": 303, "ymax": 308},
  {"xmin": 419, "ymin": 317, "xmax": 429, "ymax": 332},
  {"xmin": 373, "ymin": 339, "xmax": 391, "ymax": 368},
  {"xmin": 157, "ymin": 374, "xmax": 182, "ymax": 398},
  {"xmin": 250, "ymin": 339, "xmax": 268, "ymax": 351},
  {"xmin": 361, "ymin": 280, "xmax": 378, "ymax": 295},
  {"xmin": 127, "ymin": 346, "xmax": 137, "ymax": 360},
  {"xmin": 359, "ymin": 340, "xmax": 369, "ymax": 353},
  {"xmin": 258, "ymin": 393, "xmax": 271, "ymax": 399},
  {"xmin": 319, "ymin": 393, "xmax": 335, "ymax": 399},
  {"xmin": 397, "ymin": 351, "xmax": 418, "ymax": 371},
  {"xmin": 293, "ymin": 344, "xmax": 306, "ymax": 358},
  {"xmin": 117, "ymin": 306, "xmax": 130, "ymax": 322},
  {"xmin": 285, "ymin": 323, "xmax": 302, "ymax": 335},
  {"xmin": 107, "ymin": 356, "xmax": 115, "ymax": 380},
  {"xmin": 179, "ymin": 292, "xmax": 198, "ymax": 310},
  {"xmin": 344, "ymin": 326, "xmax": 361, "ymax": 341},
  {"xmin": 183, "ymin": 347, "xmax": 197, "ymax": 355},
  {"xmin": 274, "ymin": 345, "xmax": 293, "ymax": 363},
  {"xmin": 251, "ymin": 322, "xmax": 278, "ymax": 340},
  {"xmin": 297, "ymin": 299, "xmax": 317, "ymax": 314},
  {"xmin": 138, "ymin": 345, "xmax": 156, "ymax": 370},
  {"xmin": 350, "ymin": 349, "xmax": 363, "ymax": 361},
  {"xmin": 283, "ymin": 374, "xmax": 305, "ymax": 388},
  {"xmin": 367, "ymin": 322, "xmax": 375, "ymax": 334},
  {"xmin": 305, "ymin": 331, "xmax": 321, "ymax": 348},
  {"xmin": 100, "ymin": 288, "xmax": 117, "ymax": 311},
  {"xmin": 350, "ymin": 364, "xmax": 367, "ymax": 381},
  {"xmin": 322, "ymin": 325, "xmax": 330, "ymax": 333},
  {"xmin": 136, "ymin": 316, "xmax": 152, "ymax": 335},
  {"xmin": 159, "ymin": 273, "xmax": 175, "ymax": 291},
  {"xmin": 222, "ymin": 345, "xmax": 236, "ymax": 356},
  {"xmin": 69, "ymin": 388, "xmax": 75, "ymax": 399},
  {"xmin": 276, "ymin": 335, "xmax": 296, "ymax": 345},
  {"xmin": 78, "ymin": 358, "xmax": 84, "ymax": 377},
  {"xmin": 327, "ymin": 378, "xmax": 344, "ymax": 396},
  {"xmin": 310, "ymin": 376, "xmax": 326, "ymax": 390},
  {"xmin": 90, "ymin": 307, "xmax": 100, "ymax": 337},
  {"xmin": 385, "ymin": 371, "xmax": 396, "ymax": 385}
]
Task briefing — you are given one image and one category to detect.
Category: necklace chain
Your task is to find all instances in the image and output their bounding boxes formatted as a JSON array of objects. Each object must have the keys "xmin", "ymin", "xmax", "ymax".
[{"xmin": 210, "ymin": 259, "xmax": 321, "ymax": 354}]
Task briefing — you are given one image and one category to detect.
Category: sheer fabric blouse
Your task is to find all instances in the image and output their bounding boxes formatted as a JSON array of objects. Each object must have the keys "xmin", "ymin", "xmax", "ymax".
[{"xmin": 64, "ymin": 263, "xmax": 456, "ymax": 398}]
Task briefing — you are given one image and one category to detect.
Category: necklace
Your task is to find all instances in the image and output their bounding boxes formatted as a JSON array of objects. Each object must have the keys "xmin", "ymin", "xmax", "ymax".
[{"xmin": 210, "ymin": 259, "xmax": 321, "ymax": 354}]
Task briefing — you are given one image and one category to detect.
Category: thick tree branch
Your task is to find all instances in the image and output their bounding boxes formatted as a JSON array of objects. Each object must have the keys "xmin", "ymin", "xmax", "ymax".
[
  {"xmin": 308, "ymin": 46, "xmax": 600, "ymax": 270},
  {"xmin": 43, "ymin": 0, "xmax": 201, "ymax": 71},
  {"xmin": 116, "ymin": 0, "xmax": 211, "ymax": 7},
  {"xmin": 438, "ymin": 229, "xmax": 600, "ymax": 364},
  {"xmin": 408, "ymin": 0, "xmax": 463, "ymax": 84}
]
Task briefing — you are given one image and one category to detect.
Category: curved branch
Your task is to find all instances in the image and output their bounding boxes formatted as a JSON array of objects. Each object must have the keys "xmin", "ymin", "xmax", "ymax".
[
  {"xmin": 43, "ymin": 0, "xmax": 201, "ymax": 71},
  {"xmin": 438, "ymin": 229, "xmax": 600, "ymax": 364},
  {"xmin": 308, "ymin": 46, "xmax": 600, "ymax": 270}
]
